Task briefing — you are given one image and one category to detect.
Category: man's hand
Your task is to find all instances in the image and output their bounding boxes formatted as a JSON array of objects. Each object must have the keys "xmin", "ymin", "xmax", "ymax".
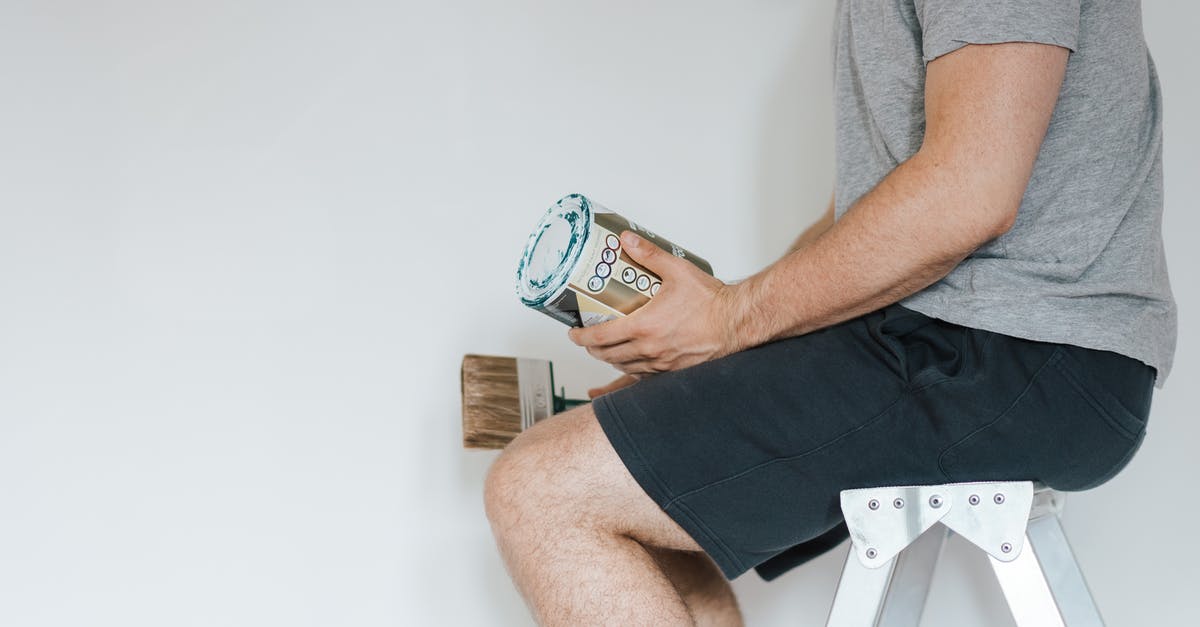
[{"xmin": 567, "ymin": 231, "xmax": 740, "ymax": 375}]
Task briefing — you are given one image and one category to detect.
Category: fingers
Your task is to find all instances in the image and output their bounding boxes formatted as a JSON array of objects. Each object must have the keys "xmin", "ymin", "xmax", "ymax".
[
  {"xmin": 586, "ymin": 386, "xmax": 607, "ymax": 399},
  {"xmin": 619, "ymin": 231, "xmax": 688, "ymax": 279},
  {"xmin": 612, "ymin": 360, "xmax": 665, "ymax": 376},
  {"xmin": 567, "ymin": 232, "xmax": 702, "ymax": 350},
  {"xmin": 586, "ymin": 340, "xmax": 642, "ymax": 365},
  {"xmin": 568, "ymin": 316, "xmax": 639, "ymax": 349}
]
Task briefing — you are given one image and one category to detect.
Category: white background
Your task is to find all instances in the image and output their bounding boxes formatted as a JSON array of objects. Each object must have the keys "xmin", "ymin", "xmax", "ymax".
[{"xmin": 1, "ymin": 1, "xmax": 1195, "ymax": 625}]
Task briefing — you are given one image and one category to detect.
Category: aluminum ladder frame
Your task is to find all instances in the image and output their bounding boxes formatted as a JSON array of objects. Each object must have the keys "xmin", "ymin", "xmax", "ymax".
[{"xmin": 825, "ymin": 481, "xmax": 1104, "ymax": 626}]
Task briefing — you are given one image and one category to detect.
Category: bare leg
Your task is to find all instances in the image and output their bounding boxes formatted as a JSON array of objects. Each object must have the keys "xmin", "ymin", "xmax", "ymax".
[
  {"xmin": 650, "ymin": 548, "xmax": 744, "ymax": 627},
  {"xmin": 484, "ymin": 405, "xmax": 744, "ymax": 626}
]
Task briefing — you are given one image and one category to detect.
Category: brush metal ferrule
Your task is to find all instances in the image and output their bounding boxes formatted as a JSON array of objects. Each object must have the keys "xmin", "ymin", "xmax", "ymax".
[{"xmin": 515, "ymin": 358, "xmax": 554, "ymax": 431}]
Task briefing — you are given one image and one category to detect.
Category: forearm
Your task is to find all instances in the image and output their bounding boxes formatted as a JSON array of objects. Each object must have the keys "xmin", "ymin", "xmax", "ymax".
[{"xmin": 728, "ymin": 150, "xmax": 1008, "ymax": 348}]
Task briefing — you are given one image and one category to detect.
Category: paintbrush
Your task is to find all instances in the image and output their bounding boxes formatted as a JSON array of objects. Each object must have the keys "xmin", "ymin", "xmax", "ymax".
[{"xmin": 461, "ymin": 354, "xmax": 589, "ymax": 449}]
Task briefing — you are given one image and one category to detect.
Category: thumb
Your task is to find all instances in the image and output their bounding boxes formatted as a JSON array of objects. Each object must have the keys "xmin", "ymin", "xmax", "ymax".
[{"xmin": 620, "ymin": 231, "xmax": 688, "ymax": 278}]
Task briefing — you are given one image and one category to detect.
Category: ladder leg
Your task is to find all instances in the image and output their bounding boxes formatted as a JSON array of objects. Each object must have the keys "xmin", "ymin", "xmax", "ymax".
[
  {"xmin": 876, "ymin": 525, "xmax": 948, "ymax": 626},
  {"xmin": 826, "ymin": 527, "xmax": 947, "ymax": 627},
  {"xmin": 827, "ymin": 548, "xmax": 896, "ymax": 626},
  {"xmin": 990, "ymin": 515, "xmax": 1104, "ymax": 626}
]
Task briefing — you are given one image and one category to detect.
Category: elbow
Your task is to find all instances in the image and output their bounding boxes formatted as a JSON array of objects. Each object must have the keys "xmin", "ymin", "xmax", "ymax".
[
  {"xmin": 907, "ymin": 149, "xmax": 1027, "ymax": 246},
  {"xmin": 985, "ymin": 205, "xmax": 1019, "ymax": 240}
]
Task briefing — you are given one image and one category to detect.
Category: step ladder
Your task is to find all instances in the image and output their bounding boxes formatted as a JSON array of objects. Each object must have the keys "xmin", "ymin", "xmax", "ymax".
[{"xmin": 826, "ymin": 481, "xmax": 1104, "ymax": 626}]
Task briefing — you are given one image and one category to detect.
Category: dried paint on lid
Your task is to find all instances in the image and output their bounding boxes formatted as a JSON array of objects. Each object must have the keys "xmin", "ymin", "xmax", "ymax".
[{"xmin": 516, "ymin": 194, "xmax": 592, "ymax": 307}]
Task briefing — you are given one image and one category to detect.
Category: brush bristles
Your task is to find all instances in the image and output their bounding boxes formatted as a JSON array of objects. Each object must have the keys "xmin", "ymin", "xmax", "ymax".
[{"xmin": 461, "ymin": 354, "xmax": 524, "ymax": 449}]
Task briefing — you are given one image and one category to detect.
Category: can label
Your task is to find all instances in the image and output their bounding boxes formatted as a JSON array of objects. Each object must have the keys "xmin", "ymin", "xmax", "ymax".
[{"xmin": 516, "ymin": 194, "xmax": 713, "ymax": 327}]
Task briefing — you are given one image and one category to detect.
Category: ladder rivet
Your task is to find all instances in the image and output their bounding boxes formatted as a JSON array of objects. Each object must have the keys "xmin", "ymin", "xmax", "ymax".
[
  {"xmin": 994, "ymin": 493, "xmax": 1006, "ymax": 505},
  {"xmin": 893, "ymin": 498, "xmax": 905, "ymax": 509},
  {"xmin": 868, "ymin": 499, "xmax": 880, "ymax": 510},
  {"xmin": 929, "ymin": 495, "xmax": 943, "ymax": 508},
  {"xmin": 866, "ymin": 548, "xmax": 878, "ymax": 559},
  {"xmin": 969, "ymin": 494, "xmax": 980, "ymax": 506},
  {"xmin": 1001, "ymin": 543, "xmax": 1013, "ymax": 553}
]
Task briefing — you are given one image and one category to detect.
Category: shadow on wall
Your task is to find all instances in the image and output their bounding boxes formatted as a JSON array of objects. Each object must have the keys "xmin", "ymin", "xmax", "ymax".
[{"xmin": 750, "ymin": 4, "xmax": 836, "ymax": 271}]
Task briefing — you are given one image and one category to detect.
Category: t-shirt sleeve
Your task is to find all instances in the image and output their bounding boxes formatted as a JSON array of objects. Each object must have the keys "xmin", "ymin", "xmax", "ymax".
[{"xmin": 914, "ymin": 0, "xmax": 1081, "ymax": 63}]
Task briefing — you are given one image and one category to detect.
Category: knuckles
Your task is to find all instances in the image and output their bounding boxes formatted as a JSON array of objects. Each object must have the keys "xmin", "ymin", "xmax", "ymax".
[{"xmin": 641, "ymin": 342, "xmax": 664, "ymax": 360}]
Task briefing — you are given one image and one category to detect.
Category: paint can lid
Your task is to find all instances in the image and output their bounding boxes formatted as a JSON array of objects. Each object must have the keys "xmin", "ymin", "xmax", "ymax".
[{"xmin": 516, "ymin": 194, "xmax": 592, "ymax": 307}]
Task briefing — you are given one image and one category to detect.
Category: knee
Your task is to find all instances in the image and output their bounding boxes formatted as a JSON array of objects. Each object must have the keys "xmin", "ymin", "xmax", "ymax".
[
  {"xmin": 483, "ymin": 433, "xmax": 557, "ymax": 534},
  {"xmin": 482, "ymin": 444, "xmax": 521, "ymax": 530},
  {"xmin": 483, "ymin": 422, "xmax": 597, "ymax": 536}
]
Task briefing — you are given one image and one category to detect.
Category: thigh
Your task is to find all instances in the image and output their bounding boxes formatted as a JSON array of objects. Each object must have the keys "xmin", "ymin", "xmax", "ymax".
[
  {"xmin": 584, "ymin": 302, "xmax": 1157, "ymax": 581},
  {"xmin": 589, "ymin": 304, "xmax": 948, "ymax": 579},
  {"xmin": 590, "ymin": 302, "xmax": 1096, "ymax": 580}
]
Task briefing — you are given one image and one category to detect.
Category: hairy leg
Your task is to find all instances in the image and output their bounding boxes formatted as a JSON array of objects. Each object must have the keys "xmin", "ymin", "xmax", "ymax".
[
  {"xmin": 649, "ymin": 547, "xmax": 744, "ymax": 627},
  {"xmin": 484, "ymin": 404, "xmax": 743, "ymax": 626}
]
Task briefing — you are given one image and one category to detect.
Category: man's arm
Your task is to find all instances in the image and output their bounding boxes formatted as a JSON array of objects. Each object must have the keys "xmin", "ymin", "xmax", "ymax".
[
  {"xmin": 585, "ymin": 194, "xmax": 836, "ymax": 397},
  {"xmin": 731, "ymin": 42, "xmax": 1068, "ymax": 346},
  {"xmin": 570, "ymin": 42, "xmax": 1069, "ymax": 374}
]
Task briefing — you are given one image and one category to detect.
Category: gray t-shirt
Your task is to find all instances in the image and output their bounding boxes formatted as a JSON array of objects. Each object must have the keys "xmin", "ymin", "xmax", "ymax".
[{"xmin": 833, "ymin": 0, "xmax": 1176, "ymax": 387}]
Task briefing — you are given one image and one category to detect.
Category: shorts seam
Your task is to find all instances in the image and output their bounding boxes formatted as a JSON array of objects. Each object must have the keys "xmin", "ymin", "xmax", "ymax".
[
  {"xmin": 666, "ymin": 499, "xmax": 747, "ymax": 577},
  {"xmin": 663, "ymin": 390, "xmax": 909, "ymax": 507},
  {"xmin": 937, "ymin": 347, "xmax": 1064, "ymax": 481}
]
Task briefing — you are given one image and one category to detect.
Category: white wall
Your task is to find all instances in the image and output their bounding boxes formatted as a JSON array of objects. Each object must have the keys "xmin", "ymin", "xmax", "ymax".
[{"xmin": 0, "ymin": 1, "xmax": 1194, "ymax": 625}]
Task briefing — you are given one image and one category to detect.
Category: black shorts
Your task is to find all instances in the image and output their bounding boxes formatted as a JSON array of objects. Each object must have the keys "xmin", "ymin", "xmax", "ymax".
[{"xmin": 592, "ymin": 303, "xmax": 1155, "ymax": 581}]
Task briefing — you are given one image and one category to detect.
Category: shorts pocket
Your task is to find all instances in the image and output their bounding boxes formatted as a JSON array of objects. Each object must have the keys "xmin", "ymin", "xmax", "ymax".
[{"xmin": 938, "ymin": 347, "xmax": 1147, "ymax": 492}]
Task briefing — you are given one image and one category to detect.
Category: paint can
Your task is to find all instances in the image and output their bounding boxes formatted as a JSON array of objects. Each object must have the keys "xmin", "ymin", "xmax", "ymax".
[{"xmin": 516, "ymin": 193, "xmax": 713, "ymax": 327}]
